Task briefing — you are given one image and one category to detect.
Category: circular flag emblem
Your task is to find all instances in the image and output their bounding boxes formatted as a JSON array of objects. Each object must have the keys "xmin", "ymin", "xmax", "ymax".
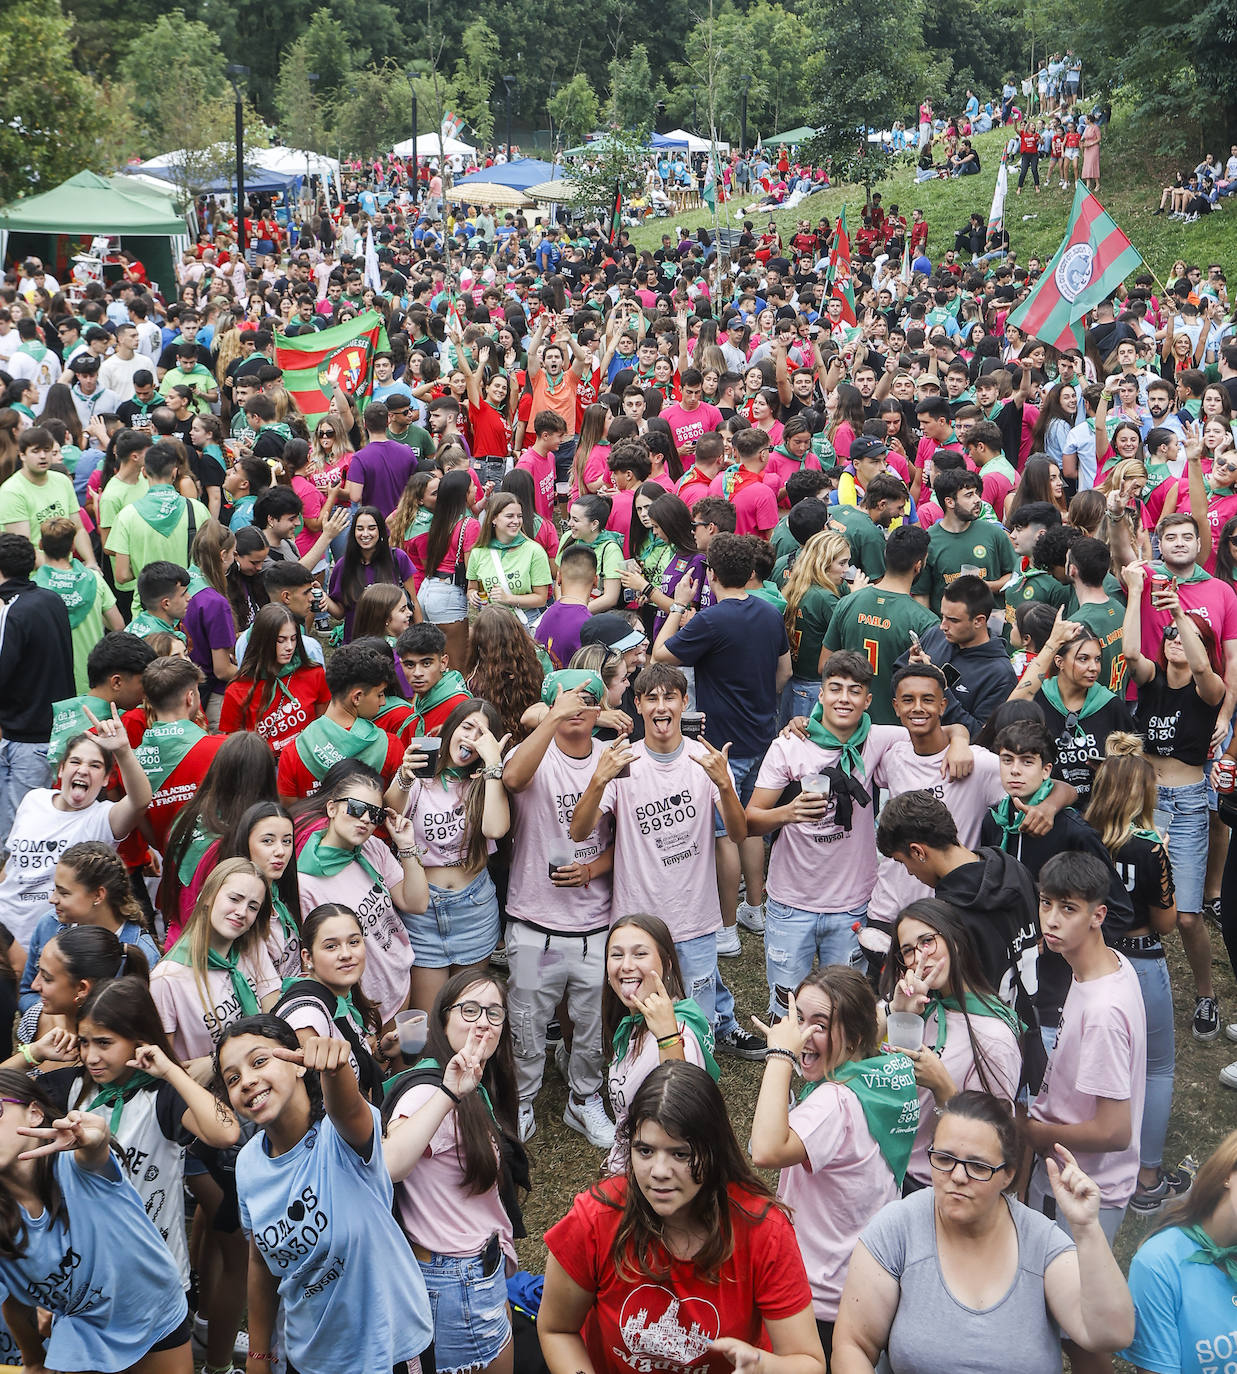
[
  {"xmin": 973, "ymin": 545, "xmax": 987, "ymax": 557},
  {"xmin": 1054, "ymin": 242, "xmax": 1096, "ymax": 304},
  {"xmin": 317, "ymin": 336, "xmax": 375, "ymax": 398}
]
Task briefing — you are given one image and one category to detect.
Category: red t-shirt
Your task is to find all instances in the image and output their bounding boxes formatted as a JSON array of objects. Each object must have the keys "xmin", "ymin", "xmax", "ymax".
[
  {"xmin": 407, "ymin": 686, "xmax": 472, "ymax": 739},
  {"xmin": 372, "ymin": 701, "xmax": 419, "ymax": 745},
  {"xmin": 468, "ymin": 398, "xmax": 510, "ymax": 459},
  {"xmin": 276, "ymin": 725, "xmax": 405, "ymax": 800},
  {"xmin": 1020, "ymin": 130, "xmax": 1040, "ymax": 155},
  {"xmin": 144, "ymin": 734, "xmax": 228, "ymax": 853},
  {"xmin": 545, "ymin": 1177, "xmax": 811, "ymax": 1374},
  {"xmin": 707, "ymin": 471, "xmax": 779, "ymax": 536},
  {"xmin": 217, "ymin": 666, "xmax": 330, "ymax": 753}
]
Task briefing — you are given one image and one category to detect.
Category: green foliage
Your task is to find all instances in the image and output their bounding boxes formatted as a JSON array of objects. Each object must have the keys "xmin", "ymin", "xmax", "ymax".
[
  {"xmin": 275, "ymin": 39, "xmax": 327, "ymax": 157},
  {"xmin": 452, "ymin": 20, "xmax": 501, "ymax": 146},
  {"xmin": 549, "ymin": 75, "xmax": 602, "ymax": 153},
  {"xmin": 569, "ymin": 127, "xmax": 651, "ymax": 225},
  {"xmin": 331, "ymin": 65, "xmax": 411, "ymax": 163},
  {"xmin": 606, "ymin": 45, "xmax": 663, "ymax": 134},
  {"xmin": 293, "ymin": 13, "xmax": 354, "ymax": 103}
]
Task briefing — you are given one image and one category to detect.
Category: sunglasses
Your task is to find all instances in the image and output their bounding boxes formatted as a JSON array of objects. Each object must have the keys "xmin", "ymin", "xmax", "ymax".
[{"xmin": 340, "ymin": 797, "xmax": 388, "ymax": 825}]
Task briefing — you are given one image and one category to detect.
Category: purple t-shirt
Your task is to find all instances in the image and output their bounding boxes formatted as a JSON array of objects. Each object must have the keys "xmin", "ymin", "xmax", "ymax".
[
  {"xmin": 185, "ymin": 586, "xmax": 237, "ymax": 700},
  {"xmin": 348, "ymin": 439, "xmax": 421, "ymax": 517},
  {"xmin": 329, "ymin": 547, "xmax": 415, "ymax": 639},
  {"xmin": 535, "ymin": 602, "xmax": 592, "ymax": 669}
]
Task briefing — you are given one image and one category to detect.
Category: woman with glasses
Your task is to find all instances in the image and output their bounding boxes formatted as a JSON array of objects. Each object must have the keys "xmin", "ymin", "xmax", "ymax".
[
  {"xmin": 393, "ymin": 699, "xmax": 509, "ymax": 1014},
  {"xmin": 832, "ymin": 1091, "xmax": 1134, "ymax": 1374},
  {"xmin": 750, "ymin": 965, "xmax": 919, "ymax": 1367},
  {"xmin": 294, "ymin": 760, "xmax": 426, "ymax": 1030},
  {"xmin": 383, "ymin": 972, "xmax": 525, "ymax": 1374},
  {"xmin": 880, "ymin": 901, "xmax": 1023, "ymax": 1194}
]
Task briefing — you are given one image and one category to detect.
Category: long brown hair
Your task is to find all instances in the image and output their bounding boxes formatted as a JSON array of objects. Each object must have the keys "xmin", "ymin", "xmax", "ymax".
[
  {"xmin": 235, "ymin": 603, "xmax": 314, "ymax": 718},
  {"xmin": 601, "ymin": 915, "xmax": 689, "ymax": 1061},
  {"xmin": 464, "ymin": 607, "xmax": 543, "ymax": 742},
  {"xmin": 427, "ymin": 698, "xmax": 504, "ymax": 872},
  {"xmin": 602, "ymin": 1062, "xmax": 785, "ymax": 1283}
]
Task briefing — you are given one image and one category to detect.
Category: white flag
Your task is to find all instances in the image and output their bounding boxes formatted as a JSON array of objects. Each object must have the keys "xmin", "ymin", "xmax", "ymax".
[
  {"xmin": 363, "ymin": 226, "xmax": 382, "ymax": 292},
  {"xmin": 987, "ymin": 156, "xmax": 1008, "ymax": 240}
]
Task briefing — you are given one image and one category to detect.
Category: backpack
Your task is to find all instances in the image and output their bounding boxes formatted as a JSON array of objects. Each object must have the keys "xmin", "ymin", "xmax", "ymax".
[{"xmin": 274, "ymin": 979, "xmax": 384, "ymax": 1104}]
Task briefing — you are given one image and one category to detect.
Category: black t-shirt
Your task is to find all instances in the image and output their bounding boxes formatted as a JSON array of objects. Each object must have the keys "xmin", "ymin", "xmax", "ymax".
[
  {"xmin": 1111, "ymin": 832, "xmax": 1175, "ymax": 934},
  {"xmin": 1035, "ymin": 688, "xmax": 1138, "ymax": 806},
  {"xmin": 189, "ymin": 445, "xmax": 226, "ymax": 499},
  {"xmin": 116, "ymin": 398, "xmax": 162, "ymax": 430},
  {"xmin": 157, "ymin": 340, "xmax": 212, "ymax": 374},
  {"xmin": 1134, "ymin": 666, "xmax": 1220, "ymax": 768}
]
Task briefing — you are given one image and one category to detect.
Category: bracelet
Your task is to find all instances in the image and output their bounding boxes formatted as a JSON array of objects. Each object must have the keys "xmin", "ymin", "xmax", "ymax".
[
  {"xmin": 395, "ymin": 767, "xmax": 415, "ymax": 788},
  {"xmin": 668, "ymin": 602, "xmax": 687, "ymax": 614},
  {"xmin": 481, "ymin": 763, "xmax": 504, "ymax": 779},
  {"xmin": 764, "ymin": 1046, "xmax": 799, "ymax": 1070},
  {"xmin": 657, "ymin": 1033, "xmax": 683, "ymax": 1049},
  {"xmin": 643, "ymin": 581, "xmax": 654, "ymax": 596},
  {"xmin": 437, "ymin": 1082, "xmax": 461, "ymax": 1104},
  {"xmin": 396, "ymin": 846, "xmax": 424, "ymax": 862},
  {"xmin": 19, "ymin": 1042, "xmax": 37, "ymax": 1067},
  {"xmin": 247, "ymin": 1352, "xmax": 275, "ymax": 1362}
]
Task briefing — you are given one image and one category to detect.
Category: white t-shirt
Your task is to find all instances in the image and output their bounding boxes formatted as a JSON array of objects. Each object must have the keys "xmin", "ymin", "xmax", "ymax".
[{"xmin": 0, "ymin": 791, "xmax": 117, "ymax": 944}]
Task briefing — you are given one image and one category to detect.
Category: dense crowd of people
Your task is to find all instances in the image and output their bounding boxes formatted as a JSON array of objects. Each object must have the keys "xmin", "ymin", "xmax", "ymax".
[{"xmin": 2, "ymin": 123, "xmax": 1237, "ymax": 1374}]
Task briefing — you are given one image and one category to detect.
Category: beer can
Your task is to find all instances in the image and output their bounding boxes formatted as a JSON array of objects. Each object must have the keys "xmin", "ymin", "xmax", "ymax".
[{"xmin": 1217, "ymin": 759, "xmax": 1237, "ymax": 795}]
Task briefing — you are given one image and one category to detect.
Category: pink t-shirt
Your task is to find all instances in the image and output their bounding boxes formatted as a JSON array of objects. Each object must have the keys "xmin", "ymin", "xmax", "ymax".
[
  {"xmin": 1029, "ymin": 952, "xmax": 1146, "ymax": 1207},
  {"xmin": 403, "ymin": 774, "xmax": 474, "ymax": 870},
  {"xmin": 569, "ymin": 444, "xmax": 611, "ymax": 503},
  {"xmin": 661, "ymin": 401, "xmax": 723, "ymax": 454},
  {"xmin": 599, "ymin": 741, "xmax": 724, "ymax": 942},
  {"xmin": 506, "ymin": 739, "xmax": 612, "ymax": 932},
  {"xmin": 291, "ymin": 474, "xmax": 326, "ymax": 556},
  {"xmin": 764, "ymin": 452, "xmax": 825, "ymax": 495},
  {"xmin": 149, "ymin": 946, "xmax": 280, "ymax": 1062},
  {"xmin": 754, "ymin": 725, "xmax": 904, "ymax": 912},
  {"xmin": 1134, "ymin": 569, "xmax": 1237, "ymax": 698},
  {"xmin": 781, "ymin": 1082, "xmax": 897, "ymax": 1321},
  {"xmin": 390, "ymin": 1082, "xmax": 516, "ymax": 1260},
  {"xmin": 905, "ymin": 1005, "xmax": 1021, "ymax": 1184},
  {"xmin": 980, "ymin": 464, "xmax": 1016, "ymax": 521},
  {"xmin": 516, "ymin": 447, "xmax": 557, "ymax": 521},
  {"xmin": 706, "ymin": 472, "xmax": 779, "ymax": 536},
  {"xmin": 608, "ymin": 488, "xmax": 636, "ymax": 554},
  {"xmin": 278, "ymin": 990, "xmax": 365, "ymax": 1083},
  {"xmin": 296, "ymin": 835, "xmax": 414, "ymax": 1024},
  {"xmin": 1170, "ymin": 479, "xmax": 1237, "ymax": 573},
  {"xmin": 868, "ymin": 743, "xmax": 1004, "ymax": 926},
  {"xmin": 916, "ymin": 499, "xmax": 942, "ymax": 529},
  {"xmin": 605, "ymin": 1019, "xmax": 709, "ymax": 1174}
]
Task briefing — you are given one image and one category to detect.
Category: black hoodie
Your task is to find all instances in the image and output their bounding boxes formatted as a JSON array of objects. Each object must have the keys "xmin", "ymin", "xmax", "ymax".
[{"xmin": 896, "ymin": 626, "xmax": 1016, "ymax": 741}]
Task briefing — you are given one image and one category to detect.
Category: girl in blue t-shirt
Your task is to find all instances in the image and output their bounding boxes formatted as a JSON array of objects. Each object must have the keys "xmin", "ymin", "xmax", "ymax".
[
  {"xmin": 0, "ymin": 1068, "xmax": 191, "ymax": 1372},
  {"xmin": 217, "ymin": 1014, "xmax": 433, "ymax": 1374}
]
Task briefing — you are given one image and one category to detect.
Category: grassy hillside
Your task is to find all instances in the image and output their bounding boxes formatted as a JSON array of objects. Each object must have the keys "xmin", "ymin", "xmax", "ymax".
[{"xmin": 628, "ymin": 125, "xmax": 1235, "ymax": 282}]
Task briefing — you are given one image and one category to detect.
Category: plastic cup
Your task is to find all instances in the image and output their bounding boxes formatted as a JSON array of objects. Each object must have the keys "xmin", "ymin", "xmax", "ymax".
[
  {"xmin": 548, "ymin": 842, "xmax": 575, "ymax": 879},
  {"xmin": 885, "ymin": 1012, "xmax": 925, "ymax": 1051},
  {"xmin": 410, "ymin": 737, "xmax": 440, "ymax": 777},
  {"xmin": 395, "ymin": 1009, "xmax": 429, "ymax": 1057},
  {"xmin": 802, "ymin": 772, "xmax": 831, "ymax": 795}
]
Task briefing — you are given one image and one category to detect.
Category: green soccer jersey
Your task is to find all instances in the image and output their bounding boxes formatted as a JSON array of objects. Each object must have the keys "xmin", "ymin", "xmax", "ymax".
[
  {"xmin": 786, "ymin": 584, "xmax": 840, "ymax": 678},
  {"xmin": 827, "ymin": 504, "xmax": 889, "ymax": 579},
  {"xmin": 823, "ymin": 585, "xmax": 940, "ymax": 724},
  {"xmin": 1005, "ymin": 567, "xmax": 1070, "ymax": 611},
  {"xmin": 1070, "ymin": 596, "xmax": 1128, "ymax": 694},
  {"xmin": 388, "ymin": 423, "xmax": 435, "ymax": 462},
  {"xmin": 913, "ymin": 519, "xmax": 1017, "ymax": 613}
]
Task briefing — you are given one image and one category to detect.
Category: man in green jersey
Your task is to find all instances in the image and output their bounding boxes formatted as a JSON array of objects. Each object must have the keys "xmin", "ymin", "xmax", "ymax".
[
  {"xmin": 828, "ymin": 472, "xmax": 909, "ymax": 580},
  {"xmin": 1004, "ymin": 503, "xmax": 1069, "ymax": 611},
  {"xmin": 823, "ymin": 524, "xmax": 938, "ymax": 723},
  {"xmin": 913, "ymin": 468, "xmax": 1016, "ymax": 613},
  {"xmin": 1065, "ymin": 535, "xmax": 1128, "ymax": 694}
]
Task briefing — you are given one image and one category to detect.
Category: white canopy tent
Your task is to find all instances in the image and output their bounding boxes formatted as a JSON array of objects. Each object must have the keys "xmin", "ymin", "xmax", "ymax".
[
  {"xmin": 391, "ymin": 133, "xmax": 477, "ymax": 166},
  {"xmin": 138, "ymin": 145, "xmax": 342, "ymax": 203},
  {"xmin": 655, "ymin": 129, "xmax": 731, "ymax": 154}
]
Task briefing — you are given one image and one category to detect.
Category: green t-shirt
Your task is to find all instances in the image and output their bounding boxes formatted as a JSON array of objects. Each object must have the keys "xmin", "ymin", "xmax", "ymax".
[
  {"xmin": 1069, "ymin": 595, "xmax": 1128, "ymax": 694},
  {"xmin": 823, "ymin": 585, "xmax": 940, "ymax": 724},
  {"xmin": 465, "ymin": 539, "xmax": 553, "ymax": 599},
  {"xmin": 787, "ymin": 583, "xmax": 840, "ymax": 679},
  {"xmin": 98, "ymin": 476, "xmax": 150, "ymax": 589},
  {"xmin": 388, "ymin": 423, "xmax": 435, "ymax": 462},
  {"xmin": 827, "ymin": 504, "xmax": 889, "ymax": 579},
  {"xmin": 107, "ymin": 494, "xmax": 211, "ymax": 583},
  {"xmin": 752, "ymin": 580, "xmax": 788, "ymax": 614},
  {"xmin": 1063, "ymin": 571, "xmax": 1127, "ymax": 610},
  {"xmin": 770, "ymin": 515, "xmax": 798, "ymax": 561},
  {"xmin": 913, "ymin": 518, "xmax": 1017, "ymax": 613},
  {"xmin": 0, "ymin": 469, "xmax": 78, "ymax": 534},
  {"xmin": 161, "ymin": 364, "xmax": 216, "ymax": 411},
  {"xmin": 1005, "ymin": 567, "xmax": 1070, "ymax": 611},
  {"xmin": 34, "ymin": 567, "xmax": 116, "ymax": 695}
]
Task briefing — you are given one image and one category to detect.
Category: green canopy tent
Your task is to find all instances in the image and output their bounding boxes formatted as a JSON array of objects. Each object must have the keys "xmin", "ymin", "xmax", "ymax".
[
  {"xmin": 768, "ymin": 127, "xmax": 818, "ymax": 146},
  {"xmin": 0, "ymin": 170, "xmax": 189, "ymax": 298}
]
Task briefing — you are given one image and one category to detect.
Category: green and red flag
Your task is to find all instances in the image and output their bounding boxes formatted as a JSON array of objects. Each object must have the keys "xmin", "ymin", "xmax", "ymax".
[
  {"xmin": 1007, "ymin": 185, "xmax": 1143, "ymax": 351},
  {"xmin": 825, "ymin": 207, "xmax": 857, "ymax": 325},
  {"xmin": 608, "ymin": 181, "xmax": 623, "ymax": 244},
  {"xmin": 274, "ymin": 310, "xmax": 389, "ymax": 430}
]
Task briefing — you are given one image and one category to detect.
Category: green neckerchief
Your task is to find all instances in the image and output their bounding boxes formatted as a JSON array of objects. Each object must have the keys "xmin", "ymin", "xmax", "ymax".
[
  {"xmin": 490, "ymin": 533, "xmax": 528, "ymax": 551},
  {"xmin": 929, "ymin": 991, "xmax": 1025, "ymax": 1054},
  {"xmin": 176, "ymin": 821, "xmax": 216, "ymax": 886},
  {"xmin": 271, "ymin": 891, "xmax": 300, "ymax": 944},
  {"xmin": 987, "ymin": 778, "xmax": 1055, "ymax": 850},
  {"xmin": 127, "ymin": 609, "xmax": 186, "ymax": 643},
  {"xmin": 980, "ymin": 454, "xmax": 1018, "ymax": 485},
  {"xmin": 1040, "ymin": 677, "xmax": 1114, "ymax": 733},
  {"xmin": 296, "ymin": 714, "xmax": 389, "ymax": 781},
  {"xmin": 1150, "ymin": 558, "xmax": 1210, "ymax": 586},
  {"xmin": 611, "ymin": 999, "xmax": 720, "ymax": 1083},
  {"xmin": 48, "ymin": 694, "xmax": 113, "ymax": 766},
  {"xmin": 1181, "ymin": 1224, "xmax": 1237, "ymax": 1286},
  {"xmin": 165, "ymin": 938, "xmax": 260, "ymax": 1016},
  {"xmin": 133, "ymin": 483, "xmax": 187, "ymax": 537},
  {"xmin": 804, "ymin": 701, "xmax": 871, "ymax": 777},
  {"xmin": 414, "ymin": 669, "xmax": 468, "ymax": 719},
  {"xmin": 185, "ymin": 563, "xmax": 212, "ymax": 601},
  {"xmin": 135, "ymin": 718, "xmax": 207, "ymax": 792},
  {"xmin": 570, "ymin": 529, "xmax": 625, "ymax": 553},
  {"xmin": 407, "ymin": 1055, "xmax": 496, "ymax": 1119},
  {"xmin": 34, "ymin": 561, "xmax": 97, "ymax": 629},
  {"xmin": 88, "ymin": 1070, "xmax": 159, "ymax": 1134},
  {"xmin": 296, "ymin": 827, "xmax": 384, "ymax": 890},
  {"xmin": 801, "ymin": 1052, "xmax": 919, "ymax": 1186}
]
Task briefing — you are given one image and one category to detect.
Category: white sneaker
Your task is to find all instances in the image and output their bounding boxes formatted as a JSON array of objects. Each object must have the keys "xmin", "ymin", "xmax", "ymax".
[
  {"xmin": 716, "ymin": 924, "xmax": 742, "ymax": 958},
  {"xmin": 1226, "ymin": 1022, "xmax": 1237, "ymax": 1043},
  {"xmin": 563, "ymin": 1092, "xmax": 616, "ymax": 1148},
  {"xmin": 518, "ymin": 1101, "xmax": 536, "ymax": 1142},
  {"xmin": 1221, "ymin": 1060, "xmax": 1237, "ymax": 1090},
  {"xmin": 736, "ymin": 901, "xmax": 766, "ymax": 933}
]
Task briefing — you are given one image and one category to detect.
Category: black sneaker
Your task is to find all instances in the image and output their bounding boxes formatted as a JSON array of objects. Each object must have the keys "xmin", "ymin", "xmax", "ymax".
[
  {"xmin": 1129, "ymin": 1161, "xmax": 1195, "ymax": 1214},
  {"xmin": 1203, "ymin": 898, "xmax": 1222, "ymax": 928},
  {"xmin": 1194, "ymin": 996, "xmax": 1221, "ymax": 1042},
  {"xmin": 716, "ymin": 1027, "xmax": 768, "ymax": 1061}
]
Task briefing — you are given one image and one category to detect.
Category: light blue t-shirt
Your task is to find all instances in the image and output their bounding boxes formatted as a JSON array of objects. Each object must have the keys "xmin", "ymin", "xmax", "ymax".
[
  {"xmin": 1123, "ymin": 1225, "xmax": 1237, "ymax": 1374},
  {"xmin": 237, "ymin": 1104, "xmax": 431, "ymax": 1374},
  {"xmin": 0, "ymin": 1151, "xmax": 186, "ymax": 1372}
]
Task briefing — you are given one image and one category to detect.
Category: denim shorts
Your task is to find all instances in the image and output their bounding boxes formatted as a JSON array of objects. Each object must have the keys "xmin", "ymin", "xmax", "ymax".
[
  {"xmin": 764, "ymin": 898, "xmax": 866, "ymax": 1016},
  {"xmin": 402, "ymin": 870, "xmax": 501, "ymax": 968},
  {"xmin": 1157, "ymin": 778, "xmax": 1209, "ymax": 914},
  {"xmin": 418, "ymin": 577, "xmax": 468, "ymax": 624},
  {"xmin": 419, "ymin": 1248, "xmax": 511, "ymax": 1374},
  {"xmin": 713, "ymin": 749, "xmax": 767, "ymax": 837}
]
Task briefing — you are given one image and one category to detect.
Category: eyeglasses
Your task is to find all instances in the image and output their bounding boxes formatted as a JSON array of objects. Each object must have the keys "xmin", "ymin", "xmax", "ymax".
[
  {"xmin": 926, "ymin": 1149, "xmax": 1009, "ymax": 1181},
  {"xmin": 341, "ymin": 797, "xmax": 388, "ymax": 825},
  {"xmin": 0, "ymin": 1098, "xmax": 26, "ymax": 1117},
  {"xmin": 898, "ymin": 931, "xmax": 939, "ymax": 964},
  {"xmin": 450, "ymin": 999, "xmax": 506, "ymax": 1026}
]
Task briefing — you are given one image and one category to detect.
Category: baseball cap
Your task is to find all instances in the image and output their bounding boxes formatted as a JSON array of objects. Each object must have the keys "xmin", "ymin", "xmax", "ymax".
[
  {"xmin": 579, "ymin": 613, "xmax": 646, "ymax": 655},
  {"xmin": 849, "ymin": 436, "xmax": 889, "ymax": 463}
]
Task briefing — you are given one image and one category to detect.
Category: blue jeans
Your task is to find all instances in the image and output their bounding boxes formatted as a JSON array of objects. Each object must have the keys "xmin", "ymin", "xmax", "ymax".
[
  {"xmin": 1129, "ymin": 952, "xmax": 1175, "ymax": 1171},
  {"xmin": 0, "ymin": 740, "xmax": 50, "ymax": 856},
  {"xmin": 764, "ymin": 898, "xmax": 866, "ymax": 1017},
  {"xmin": 1157, "ymin": 778, "xmax": 1209, "ymax": 914},
  {"xmin": 782, "ymin": 676, "xmax": 819, "ymax": 729},
  {"xmin": 402, "ymin": 870, "xmax": 501, "ymax": 968},
  {"xmin": 713, "ymin": 749, "xmax": 767, "ymax": 837},
  {"xmin": 418, "ymin": 1247, "xmax": 511, "ymax": 1374},
  {"xmin": 675, "ymin": 931, "xmax": 738, "ymax": 1037}
]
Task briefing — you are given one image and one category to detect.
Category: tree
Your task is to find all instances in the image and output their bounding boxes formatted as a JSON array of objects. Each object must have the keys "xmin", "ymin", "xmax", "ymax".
[
  {"xmin": 549, "ymin": 74, "xmax": 601, "ymax": 152},
  {"xmin": 294, "ymin": 12, "xmax": 353, "ymax": 102},
  {"xmin": 569, "ymin": 127, "xmax": 649, "ymax": 231},
  {"xmin": 276, "ymin": 39, "xmax": 326, "ymax": 159},
  {"xmin": 452, "ymin": 19, "xmax": 500, "ymax": 146},
  {"xmin": 331, "ymin": 64, "xmax": 409, "ymax": 162},
  {"xmin": 606, "ymin": 44, "xmax": 663, "ymax": 133}
]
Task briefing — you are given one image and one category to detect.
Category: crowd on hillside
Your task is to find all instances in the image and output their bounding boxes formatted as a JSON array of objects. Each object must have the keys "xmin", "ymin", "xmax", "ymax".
[{"xmin": 2, "ymin": 83, "xmax": 1237, "ymax": 1374}]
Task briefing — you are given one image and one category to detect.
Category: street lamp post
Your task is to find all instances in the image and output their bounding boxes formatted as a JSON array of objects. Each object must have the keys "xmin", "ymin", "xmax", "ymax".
[
  {"xmin": 225, "ymin": 64, "xmax": 250, "ymax": 255},
  {"xmin": 692, "ymin": 86, "xmax": 699, "ymax": 133},
  {"xmin": 503, "ymin": 75, "xmax": 516, "ymax": 162},
  {"xmin": 406, "ymin": 66, "xmax": 424, "ymax": 206},
  {"xmin": 305, "ymin": 73, "xmax": 318, "ymax": 194},
  {"xmin": 739, "ymin": 73, "xmax": 753, "ymax": 156}
]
